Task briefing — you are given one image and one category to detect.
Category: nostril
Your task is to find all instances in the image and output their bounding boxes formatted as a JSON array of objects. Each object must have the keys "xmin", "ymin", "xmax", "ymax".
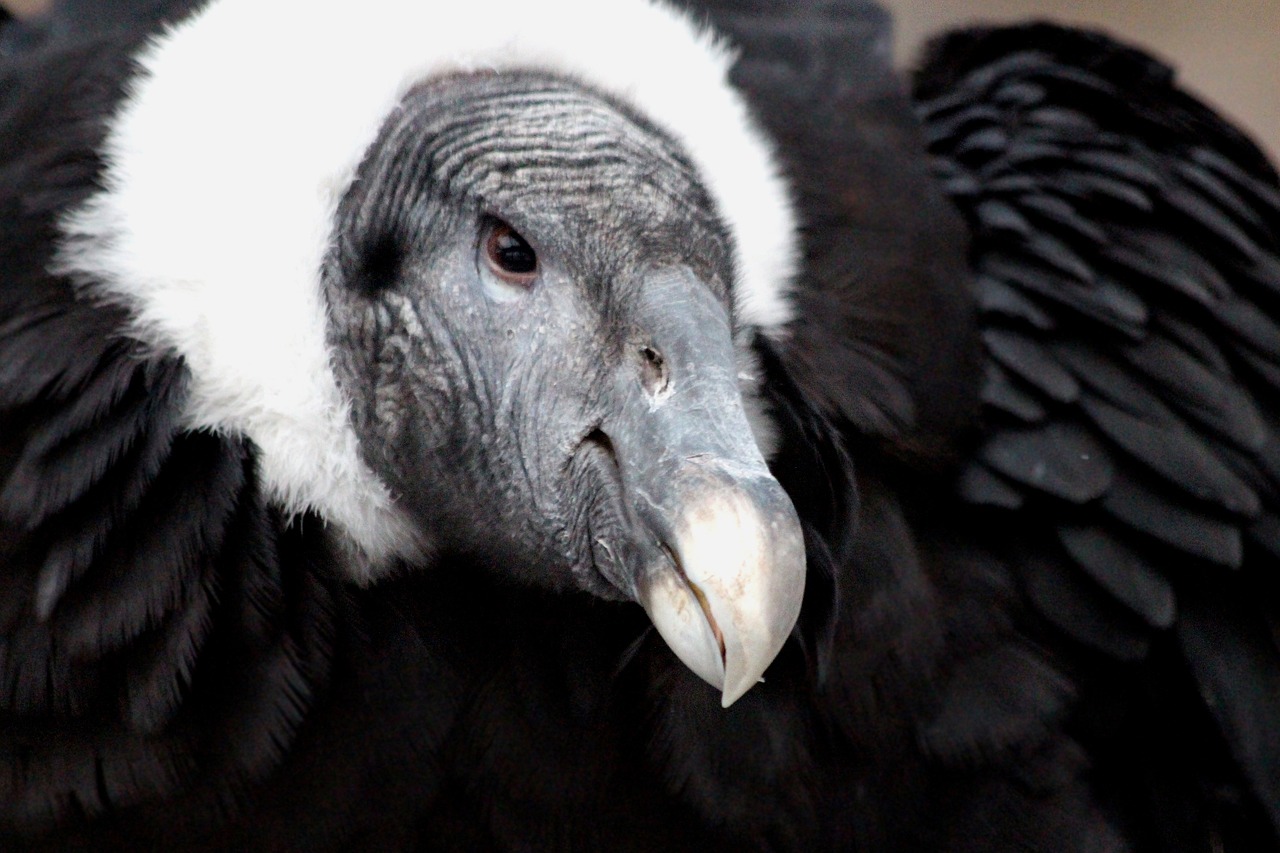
[
  {"xmin": 581, "ymin": 427, "xmax": 618, "ymax": 469},
  {"xmin": 639, "ymin": 345, "xmax": 669, "ymax": 398}
]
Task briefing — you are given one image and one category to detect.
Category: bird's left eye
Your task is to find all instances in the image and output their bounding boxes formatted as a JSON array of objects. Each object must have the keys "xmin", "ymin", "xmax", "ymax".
[{"xmin": 483, "ymin": 218, "xmax": 539, "ymax": 288}]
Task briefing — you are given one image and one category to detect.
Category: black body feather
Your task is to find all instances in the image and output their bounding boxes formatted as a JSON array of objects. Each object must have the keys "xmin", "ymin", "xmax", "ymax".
[{"xmin": 1, "ymin": 3, "xmax": 1278, "ymax": 852}]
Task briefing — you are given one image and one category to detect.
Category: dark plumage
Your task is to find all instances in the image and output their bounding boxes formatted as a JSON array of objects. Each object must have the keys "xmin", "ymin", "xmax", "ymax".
[{"xmin": 2, "ymin": 1, "xmax": 1278, "ymax": 852}]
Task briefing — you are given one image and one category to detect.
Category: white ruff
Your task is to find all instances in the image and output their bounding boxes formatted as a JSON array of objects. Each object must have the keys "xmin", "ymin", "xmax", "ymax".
[{"xmin": 55, "ymin": 0, "xmax": 798, "ymax": 577}]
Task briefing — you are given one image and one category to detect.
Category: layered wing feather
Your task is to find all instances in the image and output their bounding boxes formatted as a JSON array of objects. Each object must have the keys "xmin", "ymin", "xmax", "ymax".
[{"xmin": 915, "ymin": 24, "xmax": 1280, "ymax": 835}]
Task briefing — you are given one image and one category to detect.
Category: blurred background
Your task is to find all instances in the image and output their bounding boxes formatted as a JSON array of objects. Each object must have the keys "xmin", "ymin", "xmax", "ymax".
[
  {"xmin": 5, "ymin": 0, "xmax": 1278, "ymax": 156},
  {"xmin": 884, "ymin": 0, "xmax": 1280, "ymax": 158}
]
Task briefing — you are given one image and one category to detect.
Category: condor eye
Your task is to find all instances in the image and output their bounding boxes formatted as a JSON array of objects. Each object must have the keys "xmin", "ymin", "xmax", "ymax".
[{"xmin": 482, "ymin": 218, "xmax": 539, "ymax": 288}]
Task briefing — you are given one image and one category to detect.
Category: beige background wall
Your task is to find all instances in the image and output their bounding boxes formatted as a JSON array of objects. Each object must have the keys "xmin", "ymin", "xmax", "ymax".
[
  {"xmin": 2, "ymin": 0, "xmax": 46, "ymax": 17},
  {"xmin": 884, "ymin": 0, "xmax": 1280, "ymax": 158}
]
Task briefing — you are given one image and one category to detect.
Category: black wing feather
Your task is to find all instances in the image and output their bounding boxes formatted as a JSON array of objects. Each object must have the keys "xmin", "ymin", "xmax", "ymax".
[
  {"xmin": 915, "ymin": 23, "xmax": 1280, "ymax": 838},
  {"xmin": 982, "ymin": 361, "xmax": 1049, "ymax": 422},
  {"xmin": 1056, "ymin": 524, "xmax": 1175, "ymax": 630}
]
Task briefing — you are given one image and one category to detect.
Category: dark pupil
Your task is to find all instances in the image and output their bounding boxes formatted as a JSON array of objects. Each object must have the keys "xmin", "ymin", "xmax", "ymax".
[{"xmin": 494, "ymin": 230, "xmax": 537, "ymax": 274}]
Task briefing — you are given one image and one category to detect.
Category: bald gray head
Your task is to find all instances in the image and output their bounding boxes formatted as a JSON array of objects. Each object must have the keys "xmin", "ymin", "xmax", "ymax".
[{"xmin": 323, "ymin": 72, "xmax": 804, "ymax": 706}]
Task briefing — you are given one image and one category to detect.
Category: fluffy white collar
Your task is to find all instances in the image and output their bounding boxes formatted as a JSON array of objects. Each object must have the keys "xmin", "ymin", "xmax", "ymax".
[{"xmin": 56, "ymin": 0, "xmax": 797, "ymax": 576}]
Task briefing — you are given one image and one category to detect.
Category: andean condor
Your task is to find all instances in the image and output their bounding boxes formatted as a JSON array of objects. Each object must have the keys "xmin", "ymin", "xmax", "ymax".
[{"xmin": 1, "ymin": 0, "xmax": 1278, "ymax": 850}]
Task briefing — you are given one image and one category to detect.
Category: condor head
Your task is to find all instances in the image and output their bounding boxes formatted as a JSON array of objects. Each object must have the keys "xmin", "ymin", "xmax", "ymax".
[
  {"xmin": 56, "ymin": 1, "xmax": 804, "ymax": 707},
  {"xmin": 323, "ymin": 73, "xmax": 804, "ymax": 706}
]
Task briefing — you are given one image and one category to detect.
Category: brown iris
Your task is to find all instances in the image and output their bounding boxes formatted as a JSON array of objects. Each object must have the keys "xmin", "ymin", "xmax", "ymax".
[{"xmin": 483, "ymin": 219, "xmax": 539, "ymax": 287}]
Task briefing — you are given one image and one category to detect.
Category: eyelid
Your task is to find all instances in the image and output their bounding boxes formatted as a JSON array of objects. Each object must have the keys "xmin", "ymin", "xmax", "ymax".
[
  {"xmin": 486, "ymin": 224, "xmax": 538, "ymax": 282},
  {"xmin": 477, "ymin": 215, "xmax": 540, "ymax": 299}
]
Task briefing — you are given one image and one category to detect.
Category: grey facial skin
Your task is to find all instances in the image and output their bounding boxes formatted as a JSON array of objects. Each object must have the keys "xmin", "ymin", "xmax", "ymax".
[{"xmin": 322, "ymin": 72, "xmax": 804, "ymax": 705}]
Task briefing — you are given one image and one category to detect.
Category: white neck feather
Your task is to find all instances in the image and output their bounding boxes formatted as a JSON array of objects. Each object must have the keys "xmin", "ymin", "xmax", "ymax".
[{"xmin": 55, "ymin": 0, "xmax": 797, "ymax": 577}]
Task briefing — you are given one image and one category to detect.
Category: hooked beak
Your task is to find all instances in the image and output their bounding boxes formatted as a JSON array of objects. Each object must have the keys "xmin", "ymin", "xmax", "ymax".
[
  {"xmin": 635, "ymin": 457, "xmax": 804, "ymax": 707},
  {"xmin": 596, "ymin": 268, "xmax": 806, "ymax": 707}
]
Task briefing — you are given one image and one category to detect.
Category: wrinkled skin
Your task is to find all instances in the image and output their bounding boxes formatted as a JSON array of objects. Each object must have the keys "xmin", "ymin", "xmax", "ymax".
[
  {"xmin": 323, "ymin": 72, "xmax": 804, "ymax": 701},
  {"xmin": 325, "ymin": 73, "xmax": 735, "ymax": 588}
]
